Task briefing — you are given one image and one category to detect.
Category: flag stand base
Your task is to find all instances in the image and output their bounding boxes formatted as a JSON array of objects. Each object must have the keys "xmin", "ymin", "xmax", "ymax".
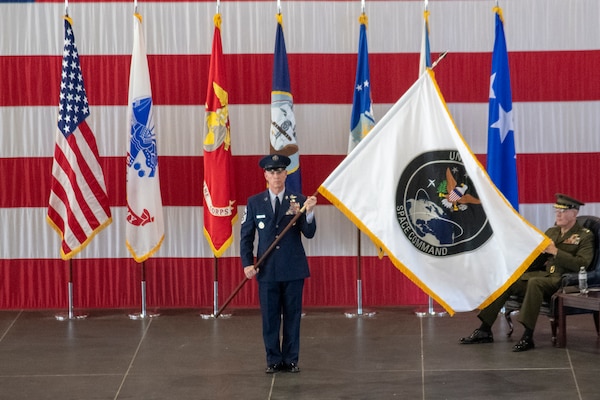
[
  {"xmin": 200, "ymin": 312, "xmax": 232, "ymax": 319},
  {"xmin": 415, "ymin": 297, "xmax": 447, "ymax": 318},
  {"xmin": 344, "ymin": 310, "xmax": 376, "ymax": 318},
  {"xmin": 415, "ymin": 309, "xmax": 447, "ymax": 318},
  {"xmin": 128, "ymin": 311, "xmax": 159, "ymax": 320},
  {"xmin": 55, "ymin": 312, "xmax": 88, "ymax": 321}
]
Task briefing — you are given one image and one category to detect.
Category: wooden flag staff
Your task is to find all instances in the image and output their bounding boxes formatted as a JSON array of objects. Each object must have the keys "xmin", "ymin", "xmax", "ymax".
[{"xmin": 214, "ymin": 191, "xmax": 318, "ymax": 318}]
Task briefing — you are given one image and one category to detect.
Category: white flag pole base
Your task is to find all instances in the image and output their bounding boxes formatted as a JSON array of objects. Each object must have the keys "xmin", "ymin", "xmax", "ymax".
[
  {"xmin": 200, "ymin": 312, "xmax": 232, "ymax": 319},
  {"xmin": 344, "ymin": 310, "xmax": 377, "ymax": 318},
  {"xmin": 55, "ymin": 281, "xmax": 88, "ymax": 321},
  {"xmin": 415, "ymin": 297, "xmax": 447, "ymax": 317},
  {"xmin": 128, "ymin": 311, "xmax": 159, "ymax": 320},
  {"xmin": 200, "ymin": 266, "xmax": 232, "ymax": 319},
  {"xmin": 55, "ymin": 312, "xmax": 88, "ymax": 321},
  {"xmin": 344, "ymin": 279, "xmax": 376, "ymax": 318},
  {"xmin": 128, "ymin": 278, "xmax": 159, "ymax": 319}
]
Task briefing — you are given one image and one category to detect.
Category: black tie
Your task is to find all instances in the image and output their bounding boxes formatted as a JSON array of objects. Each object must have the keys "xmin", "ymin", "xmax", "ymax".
[{"xmin": 274, "ymin": 196, "xmax": 281, "ymax": 217}]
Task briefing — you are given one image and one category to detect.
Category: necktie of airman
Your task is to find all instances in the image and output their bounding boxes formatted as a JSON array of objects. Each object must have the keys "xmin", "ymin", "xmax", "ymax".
[{"xmin": 274, "ymin": 196, "xmax": 281, "ymax": 218}]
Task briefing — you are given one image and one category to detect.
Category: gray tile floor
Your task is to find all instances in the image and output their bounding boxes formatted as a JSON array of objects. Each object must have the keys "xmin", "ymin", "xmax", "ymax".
[{"xmin": 0, "ymin": 306, "xmax": 598, "ymax": 400}]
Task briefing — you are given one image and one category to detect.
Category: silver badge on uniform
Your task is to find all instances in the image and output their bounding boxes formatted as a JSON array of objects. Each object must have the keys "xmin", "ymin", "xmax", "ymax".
[{"xmin": 258, "ymin": 221, "xmax": 265, "ymax": 229}]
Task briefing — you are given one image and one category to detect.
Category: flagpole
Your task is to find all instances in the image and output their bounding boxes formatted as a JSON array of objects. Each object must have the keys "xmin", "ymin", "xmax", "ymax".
[
  {"xmin": 215, "ymin": 191, "xmax": 318, "ymax": 318},
  {"xmin": 415, "ymin": 8, "xmax": 447, "ymax": 318},
  {"xmin": 55, "ymin": 259, "xmax": 88, "ymax": 321},
  {"xmin": 344, "ymin": 229, "xmax": 375, "ymax": 318},
  {"xmin": 344, "ymin": 5, "xmax": 375, "ymax": 319},
  {"xmin": 213, "ymin": 258, "xmax": 218, "ymax": 315},
  {"xmin": 200, "ymin": 257, "xmax": 232, "ymax": 319},
  {"xmin": 129, "ymin": 261, "xmax": 159, "ymax": 319}
]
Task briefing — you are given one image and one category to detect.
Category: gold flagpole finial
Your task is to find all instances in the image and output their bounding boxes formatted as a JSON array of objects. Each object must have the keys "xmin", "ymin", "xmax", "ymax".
[
  {"xmin": 359, "ymin": 12, "xmax": 368, "ymax": 27},
  {"xmin": 493, "ymin": 4, "xmax": 504, "ymax": 23}
]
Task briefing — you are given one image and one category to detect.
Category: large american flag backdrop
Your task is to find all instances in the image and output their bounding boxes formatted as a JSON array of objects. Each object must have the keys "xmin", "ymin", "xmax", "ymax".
[{"xmin": 1, "ymin": 0, "xmax": 599, "ymax": 310}]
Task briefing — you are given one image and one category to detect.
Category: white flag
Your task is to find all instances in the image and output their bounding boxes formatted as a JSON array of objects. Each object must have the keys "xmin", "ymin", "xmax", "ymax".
[
  {"xmin": 318, "ymin": 70, "xmax": 550, "ymax": 314},
  {"xmin": 126, "ymin": 13, "xmax": 165, "ymax": 262}
]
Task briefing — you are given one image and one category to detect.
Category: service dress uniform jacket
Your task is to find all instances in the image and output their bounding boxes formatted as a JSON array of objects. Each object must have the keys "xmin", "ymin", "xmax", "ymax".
[
  {"xmin": 240, "ymin": 189, "xmax": 316, "ymax": 282},
  {"xmin": 526, "ymin": 223, "xmax": 595, "ymax": 278},
  {"xmin": 240, "ymin": 188, "xmax": 316, "ymax": 367},
  {"xmin": 479, "ymin": 221, "xmax": 594, "ymax": 329}
]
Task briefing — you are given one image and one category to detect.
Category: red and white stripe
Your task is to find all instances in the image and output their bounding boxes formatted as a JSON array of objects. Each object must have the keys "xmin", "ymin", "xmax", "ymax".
[
  {"xmin": 1, "ymin": 0, "xmax": 599, "ymax": 309},
  {"xmin": 47, "ymin": 119, "xmax": 112, "ymax": 258}
]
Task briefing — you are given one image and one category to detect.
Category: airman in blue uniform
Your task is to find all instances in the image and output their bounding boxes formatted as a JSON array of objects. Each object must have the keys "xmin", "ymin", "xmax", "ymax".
[{"xmin": 240, "ymin": 154, "xmax": 317, "ymax": 372}]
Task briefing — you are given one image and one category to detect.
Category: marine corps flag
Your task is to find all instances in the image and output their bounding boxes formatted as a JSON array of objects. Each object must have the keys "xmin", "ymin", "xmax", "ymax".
[
  {"xmin": 318, "ymin": 70, "xmax": 551, "ymax": 314},
  {"xmin": 203, "ymin": 13, "xmax": 237, "ymax": 257},
  {"xmin": 270, "ymin": 13, "xmax": 301, "ymax": 193},
  {"xmin": 487, "ymin": 6, "xmax": 519, "ymax": 211},
  {"xmin": 126, "ymin": 13, "xmax": 165, "ymax": 262}
]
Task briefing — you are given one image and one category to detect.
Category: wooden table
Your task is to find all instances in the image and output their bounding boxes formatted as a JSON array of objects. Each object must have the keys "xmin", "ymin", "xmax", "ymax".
[{"xmin": 556, "ymin": 290, "xmax": 600, "ymax": 347}]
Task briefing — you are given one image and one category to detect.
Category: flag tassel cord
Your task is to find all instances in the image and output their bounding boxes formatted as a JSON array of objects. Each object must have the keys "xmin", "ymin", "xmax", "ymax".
[{"xmin": 214, "ymin": 190, "xmax": 319, "ymax": 318}]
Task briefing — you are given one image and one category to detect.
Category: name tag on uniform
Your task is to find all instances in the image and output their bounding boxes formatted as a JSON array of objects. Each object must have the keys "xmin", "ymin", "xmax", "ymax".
[{"xmin": 257, "ymin": 214, "xmax": 266, "ymax": 219}]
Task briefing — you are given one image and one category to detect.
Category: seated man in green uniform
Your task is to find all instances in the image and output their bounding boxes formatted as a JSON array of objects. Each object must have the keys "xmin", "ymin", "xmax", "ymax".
[{"xmin": 460, "ymin": 193, "xmax": 594, "ymax": 352}]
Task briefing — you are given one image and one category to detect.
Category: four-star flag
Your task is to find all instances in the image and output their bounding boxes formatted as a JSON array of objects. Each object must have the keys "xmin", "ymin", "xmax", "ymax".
[
  {"xmin": 318, "ymin": 70, "xmax": 551, "ymax": 314},
  {"xmin": 270, "ymin": 13, "xmax": 301, "ymax": 193},
  {"xmin": 203, "ymin": 13, "xmax": 237, "ymax": 257},
  {"xmin": 126, "ymin": 12, "xmax": 165, "ymax": 263},
  {"xmin": 487, "ymin": 6, "xmax": 519, "ymax": 211},
  {"xmin": 348, "ymin": 13, "xmax": 375, "ymax": 154},
  {"xmin": 47, "ymin": 16, "xmax": 112, "ymax": 260}
]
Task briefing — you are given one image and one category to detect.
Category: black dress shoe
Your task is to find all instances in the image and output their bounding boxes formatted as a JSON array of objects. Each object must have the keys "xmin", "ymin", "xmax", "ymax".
[
  {"xmin": 512, "ymin": 337, "xmax": 535, "ymax": 352},
  {"xmin": 285, "ymin": 362, "xmax": 300, "ymax": 373},
  {"xmin": 459, "ymin": 328, "xmax": 494, "ymax": 344},
  {"xmin": 265, "ymin": 363, "xmax": 282, "ymax": 374}
]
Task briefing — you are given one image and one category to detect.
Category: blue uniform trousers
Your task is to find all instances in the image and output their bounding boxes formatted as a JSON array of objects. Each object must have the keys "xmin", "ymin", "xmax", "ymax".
[{"xmin": 258, "ymin": 279, "xmax": 304, "ymax": 365}]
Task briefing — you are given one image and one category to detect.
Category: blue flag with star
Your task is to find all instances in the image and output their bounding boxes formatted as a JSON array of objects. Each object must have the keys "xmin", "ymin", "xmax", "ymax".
[
  {"xmin": 487, "ymin": 7, "xmax": 519, "ymax": 211},
  {"xmin": 348, "ymin": 13, "xmax": 375, "ymax": 153}
]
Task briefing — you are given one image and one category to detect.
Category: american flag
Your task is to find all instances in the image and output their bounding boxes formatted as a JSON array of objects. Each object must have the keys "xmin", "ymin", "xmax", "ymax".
[{"xmin": 46, "ymin": 16, "xmax": 112, "ymax": 260}]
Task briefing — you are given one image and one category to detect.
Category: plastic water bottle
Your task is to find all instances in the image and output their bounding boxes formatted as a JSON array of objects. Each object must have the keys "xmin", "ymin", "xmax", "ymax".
[{"xmin": 579, "ymin": 266, "xmax": 588, "ymax": 295}]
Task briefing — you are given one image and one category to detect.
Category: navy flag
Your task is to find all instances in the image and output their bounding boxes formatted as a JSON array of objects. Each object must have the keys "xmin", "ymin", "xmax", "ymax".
[{"xmin": 270, "ymin": 13, "xmax": 301, "ymax": 193}]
